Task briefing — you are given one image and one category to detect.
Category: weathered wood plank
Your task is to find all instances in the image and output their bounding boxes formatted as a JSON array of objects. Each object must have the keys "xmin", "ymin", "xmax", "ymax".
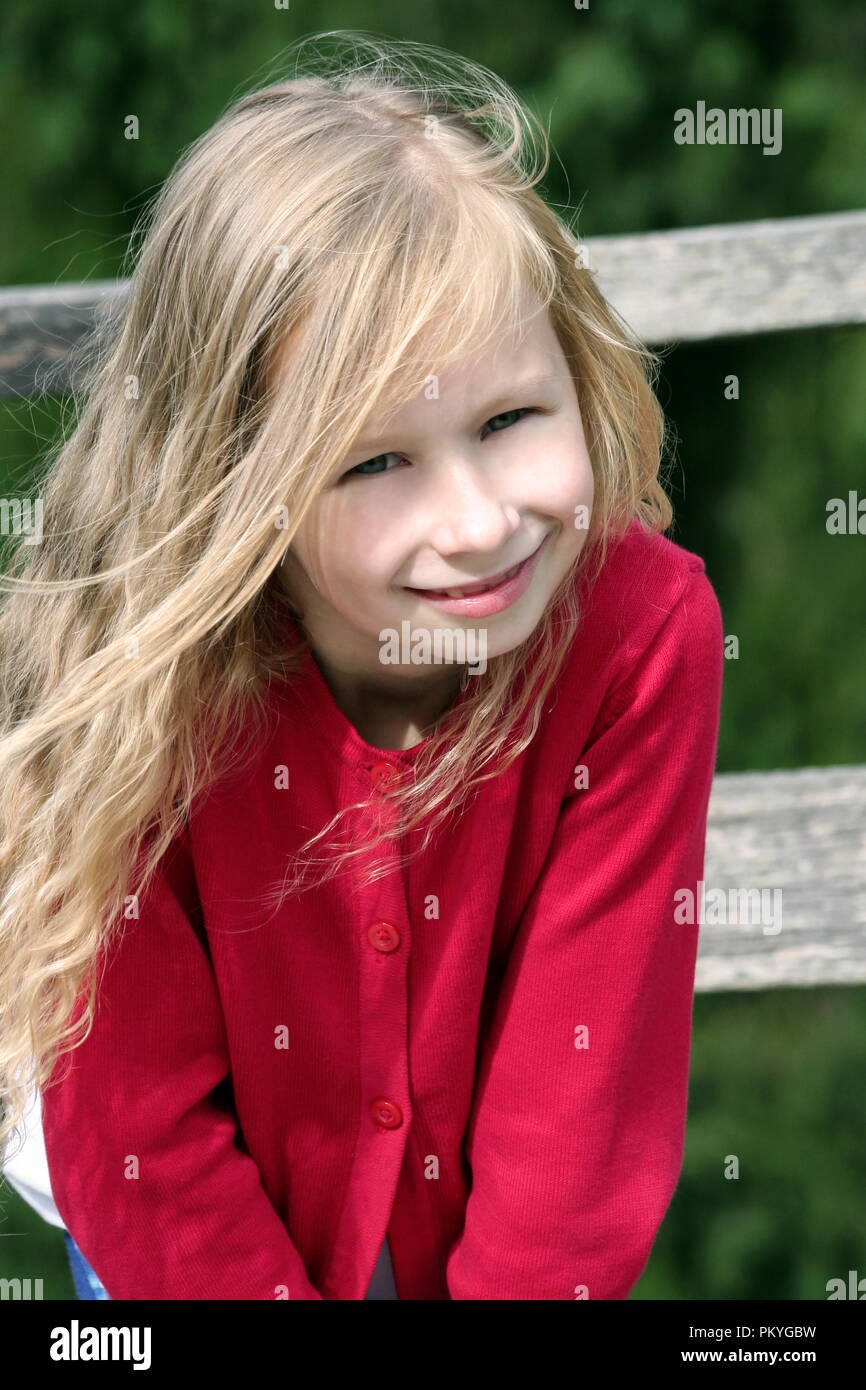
[
  {"xmin": 695, "ymin": 763, "xmax": 866, "ymax": 992},
  {"xmin": 581, "ymin": 210, "xmax": 866, "ymax": 343},
  {"xmin": 0, "ymin": 279, "xmax": 124, "ymax": 400},
  {"xmin": 0, "ymin": 212, "xmax": 863, "ymax": 397}
]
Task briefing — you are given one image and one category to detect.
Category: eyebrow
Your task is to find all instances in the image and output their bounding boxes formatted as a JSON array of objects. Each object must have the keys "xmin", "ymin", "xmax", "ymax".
[{"xmin": 348, "ymin": 371, "xmax": 562, "ymax": 457}]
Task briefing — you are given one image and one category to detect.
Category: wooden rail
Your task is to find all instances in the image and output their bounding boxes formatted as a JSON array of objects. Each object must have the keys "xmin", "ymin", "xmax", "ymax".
[
  {"xmin": 698, "ymin": 765, "xmax": 866, "ymax": 992},
  {"xmin": 0, "ymin": 211, "xmax": 864, "ymax": 399},
  {"xmin": 1, "ymin": 211, "xmax": 864, "ymax": 992},
  {"xmin": 582, "ymin": 209, "xmax": 866, "ymax": 343}
]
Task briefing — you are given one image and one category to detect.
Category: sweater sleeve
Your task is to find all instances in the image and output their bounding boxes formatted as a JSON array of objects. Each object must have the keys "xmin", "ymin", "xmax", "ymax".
[
  {"xmin": 40, "ymin": 824, "xmax": 323, "ymax": 1300},
  {"xmin": 446, "ymin": 564, "xmax": 723, "ymax": 1300}
]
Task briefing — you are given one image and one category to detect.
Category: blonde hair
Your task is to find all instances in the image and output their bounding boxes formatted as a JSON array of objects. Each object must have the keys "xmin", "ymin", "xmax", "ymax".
[{"xmin": 0, "ymin": 31, "xmax": 672, "ymax": 1161}]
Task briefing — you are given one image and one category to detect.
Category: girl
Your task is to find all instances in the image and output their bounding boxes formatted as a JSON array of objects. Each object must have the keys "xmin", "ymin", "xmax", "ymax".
[{"xmin": 0, "ymin": 31, "xmax": 723, "ymax": 1301}]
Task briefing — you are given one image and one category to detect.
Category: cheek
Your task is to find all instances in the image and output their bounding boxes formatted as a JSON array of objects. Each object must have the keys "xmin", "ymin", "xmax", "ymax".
[
  {"xmin": 298, "ymin": 497, "xmax": 394, "ymax": 596},
  {"xmin": 525, "ymin": 436, "xmax": 594, "ymax": 517}
]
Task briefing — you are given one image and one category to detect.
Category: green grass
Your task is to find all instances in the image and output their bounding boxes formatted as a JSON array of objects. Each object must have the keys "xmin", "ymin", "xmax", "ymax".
[
  {"xmin": 633, "ymin": 985, "xmax": 866, "ymax": 1300},
  {"xmin": 0, "ymin": 1183, "xmax": 75, "ymax": 1298}
]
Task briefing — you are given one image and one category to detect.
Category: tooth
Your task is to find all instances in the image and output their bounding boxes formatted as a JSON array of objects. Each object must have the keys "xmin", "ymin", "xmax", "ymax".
[{"xmin": 431, "ymin": 562, "xmax": 521, "ymax": 598}]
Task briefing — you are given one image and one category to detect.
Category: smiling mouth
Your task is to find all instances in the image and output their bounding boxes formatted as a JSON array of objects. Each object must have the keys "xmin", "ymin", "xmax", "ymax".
[{"xmin": 405, "ymin": 541, "xmax": 544, "ymax": 599}]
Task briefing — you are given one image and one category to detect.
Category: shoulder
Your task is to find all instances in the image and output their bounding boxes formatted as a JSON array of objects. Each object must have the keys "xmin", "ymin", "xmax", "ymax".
[
  {"xmin": 584, "ymin": 514, "xmax": 715, "ymax": 617},
  {"xmin": 581, "ymin": 517, "xmax": 718, "ymax": 646},
  {"xmin": 553, "ymin": 518, "xmax": 723, "ymax": 723}
]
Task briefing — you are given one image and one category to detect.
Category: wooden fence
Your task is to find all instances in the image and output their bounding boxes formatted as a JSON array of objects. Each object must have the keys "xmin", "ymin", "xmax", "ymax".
[{"xmin": 0, "ymin": 210, "xmax": 864, "ymax": 991}]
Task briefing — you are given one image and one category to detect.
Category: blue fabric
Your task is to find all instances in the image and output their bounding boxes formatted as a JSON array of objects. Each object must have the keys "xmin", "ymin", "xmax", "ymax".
[
  {"xmin": 64, "ymin": 1230, "xmax": 110, "ymax": 1300},
  {"xmin": 63, "ymin": 1227, "xmax": 396, "ymax": 1299},
  {"xmin": 365, "ymin": 1235, "xmax": 399, "ymax": 1299}
]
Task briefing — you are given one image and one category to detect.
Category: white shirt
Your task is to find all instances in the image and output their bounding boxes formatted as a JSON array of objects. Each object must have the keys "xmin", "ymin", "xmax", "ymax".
[{"xmin": 1, "ymin": 1085, "xmax": 66, "ymax": 1230}]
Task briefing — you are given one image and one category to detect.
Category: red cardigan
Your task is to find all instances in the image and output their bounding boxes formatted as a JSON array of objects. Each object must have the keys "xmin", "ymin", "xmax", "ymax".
[{"xmin": 41, "ymin": 518, "xmax": 723, "ymax": 1300}]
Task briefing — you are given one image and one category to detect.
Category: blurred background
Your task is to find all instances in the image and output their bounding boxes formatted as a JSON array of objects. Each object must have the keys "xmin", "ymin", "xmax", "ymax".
[{"xmin": 0, "ymin": 0, "xmax": 863, "ymax": 1299}]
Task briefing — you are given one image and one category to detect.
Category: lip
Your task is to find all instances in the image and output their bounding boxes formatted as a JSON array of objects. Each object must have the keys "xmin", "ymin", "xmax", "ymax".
[{"xmin": 402, "ymin": 534, "xmax": 551, "ymax": 617}]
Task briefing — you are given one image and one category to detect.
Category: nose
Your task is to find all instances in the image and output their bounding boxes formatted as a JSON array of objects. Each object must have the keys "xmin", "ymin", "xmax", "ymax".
[{"xmin": 424, "ymin": 457, "xmax": 522, "ymax": 556}]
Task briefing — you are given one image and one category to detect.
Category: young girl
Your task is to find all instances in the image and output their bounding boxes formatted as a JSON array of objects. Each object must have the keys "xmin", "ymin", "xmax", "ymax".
[{"xmin": 0, "ymin": 32, "xmax": 723, "ymax": 1301}]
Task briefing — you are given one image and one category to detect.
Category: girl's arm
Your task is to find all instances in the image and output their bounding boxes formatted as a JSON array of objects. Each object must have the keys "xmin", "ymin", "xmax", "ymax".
[
  {"xmin": 41, "ymin": 824, "xmax": 323, "ymax": 1300},
  {"xmin": 446, "ymin": 563, "xmax": 723, "ymax": 1300}
]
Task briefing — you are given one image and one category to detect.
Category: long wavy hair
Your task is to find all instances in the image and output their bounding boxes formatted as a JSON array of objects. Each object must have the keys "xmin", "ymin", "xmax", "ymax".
[{"xmin": 0, "ymin": 30, "xmax": 672, "ymax": 1161}]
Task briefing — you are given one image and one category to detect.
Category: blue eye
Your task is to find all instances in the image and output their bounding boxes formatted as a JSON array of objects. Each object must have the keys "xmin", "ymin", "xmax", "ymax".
[
  {"xmin": 480, "ymin": 407, "xmax": 535, "ymax": 439},
  {"xmin": 342, "ymin": 407, "xmax": 537, "ymax": 480},
  {"xmin": 345, "ymin": 452, "xmax": 405, "ymax": 479},
  {"xmin": 483, "ymin": 405, "xmax": 530, "ymax": 433}
]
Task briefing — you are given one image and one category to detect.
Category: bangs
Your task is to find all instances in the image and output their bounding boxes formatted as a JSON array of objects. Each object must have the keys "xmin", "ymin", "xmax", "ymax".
[
  {"xmin": 257, "ymin": 130, "xmax": 564, "ymax": 492},
  {"xmin": 370, "ymin": 185, "xmax": 560, "ymax": 421}
]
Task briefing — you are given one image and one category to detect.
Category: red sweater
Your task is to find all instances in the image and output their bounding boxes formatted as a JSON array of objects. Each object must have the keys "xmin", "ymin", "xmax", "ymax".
[{"xmin": 41, "ymin": 518, "xmax": 723, "ymax": 1300}]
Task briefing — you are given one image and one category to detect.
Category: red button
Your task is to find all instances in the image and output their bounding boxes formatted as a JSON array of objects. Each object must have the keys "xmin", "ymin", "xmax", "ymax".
[
  {"xmin": 369, "ymin": 760, "xmax": 399, "ymax": 792},
  {"xmin": 370, "ymin": 1098, "xmax": 403, "ymax": 1129},
  {"xmin": 368, "ymin": 920, "xmax": 401, "ymax": 953}
]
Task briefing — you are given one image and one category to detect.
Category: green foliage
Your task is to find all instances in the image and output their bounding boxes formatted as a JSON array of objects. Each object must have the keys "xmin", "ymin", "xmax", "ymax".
[
  {"xmin": 0, "ymin": 1183, "xmax": 76, "ymax": 1298},
  {"xmin": 634, "ymin": 987, "xmax": 866, "ymax": 1299}
]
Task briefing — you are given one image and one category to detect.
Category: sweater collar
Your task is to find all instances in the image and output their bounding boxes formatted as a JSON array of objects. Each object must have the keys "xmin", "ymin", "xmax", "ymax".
[{"xmin": 268, "ymin": 590, "xmax": 474, "ymax": 771}]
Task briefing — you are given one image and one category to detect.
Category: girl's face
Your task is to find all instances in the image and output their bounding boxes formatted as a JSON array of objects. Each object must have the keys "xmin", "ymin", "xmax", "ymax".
[{"xmin": 276, "ymin": 301, "xmax": 595, "ymax": 690}]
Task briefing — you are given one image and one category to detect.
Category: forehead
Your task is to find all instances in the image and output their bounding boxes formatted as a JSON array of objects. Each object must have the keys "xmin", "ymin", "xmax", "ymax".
[
  {"xmin": 440, "ymin": 299, "xmax": 559, "ymax": 379},
  {"xmin": 265, "ymin": 280, "xmax": 565, "ymax": 466},
  {"xmin": 366, "ymin": 304, "xmax": 563, "ymax": 428},
  {"xmin": 267, "ymin": 313, "xmax": 309, "ymax": 395}
]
